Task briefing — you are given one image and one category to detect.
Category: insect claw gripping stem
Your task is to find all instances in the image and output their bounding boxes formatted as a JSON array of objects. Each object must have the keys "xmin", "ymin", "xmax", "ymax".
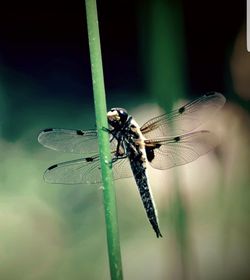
[
  {"xmin": 107, "ymin": 159, "xmax": 113, "ymax": 168},
  {"xmin": 102, "ymin": 126, "xmax": 111, "ymax": 133}
]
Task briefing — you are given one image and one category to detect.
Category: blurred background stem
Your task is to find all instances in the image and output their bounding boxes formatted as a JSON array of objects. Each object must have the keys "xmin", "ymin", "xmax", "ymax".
[
  {"xmin": 139, "ymin": 0, "xmax": 192, "ymax": 278},
  {"xmin": 85, "ymin": 0, "xmax": 123, "ymax": 279}
]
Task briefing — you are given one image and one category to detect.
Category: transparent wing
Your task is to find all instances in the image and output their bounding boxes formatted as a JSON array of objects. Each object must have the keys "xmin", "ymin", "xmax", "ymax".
[
  {"xmin": 112, "ymin": 157, "xmax": 133, "ymax": 180},
  {"xmin": 144, "ymin": 130, "xmax": 218, "ymax": 170},
  {"xmin": 44, "ymin": 155, "xmax": 101, "ymax": 184},
  {"xmin": 43, "ymin": 154, "xmax": 133, "ymax": 185},
  {"xmin": 38, "ymin": 128, "xmax": 98, "ymax": 156},
  {"xmin": 140, "ymin": 92, "xmax": 226, "ymax": 138}
]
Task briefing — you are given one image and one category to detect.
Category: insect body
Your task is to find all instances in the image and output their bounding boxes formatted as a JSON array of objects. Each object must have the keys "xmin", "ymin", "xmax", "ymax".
[
  {"xmin": 38, "ymin": 92, "xmax": 226, "ymax": 237},
  {"xmin": 107, "ymin": 108, "xmax": 162, "ymax": 237}
]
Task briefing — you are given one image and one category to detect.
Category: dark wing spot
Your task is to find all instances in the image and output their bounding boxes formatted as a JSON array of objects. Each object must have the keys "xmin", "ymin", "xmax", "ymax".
[
  {"xmin": 146, "ymin": 144, "xmax": 161, "ymax": 162},
  {"xmin": 76, "ymin": 130, "xmax": 84, "ymax": 135},
  {"xmin": 146, "ymin": 147, "xmax": 155, "ymax": 162},
  {"xmin": 86, "ymin": 157, "xmax": 94, "ymax": 162},
  {"xmin": 43, "ymin": 128, "xmax": 53, "ymax": 132},
  {"xmin": 178, "ymin": 106, "xmax": 185, "ymax": 114},
  {"xmin": 174, "ymin": 136, "xmax": 180, "ymax": 142},
  {"xmin": 48, "ymin": 164, "xmax": 58, "ymax": 170}
]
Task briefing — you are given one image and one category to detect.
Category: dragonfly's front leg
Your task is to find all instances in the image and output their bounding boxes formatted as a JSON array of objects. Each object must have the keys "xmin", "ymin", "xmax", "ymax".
[
  {"xmin": 101, "ymin": 126, "xmax": 113, "ymax": 140},
  {"xmin": 102, "ymin": 127, "xmax": 120, "ymax": 145},
  {"xmin": 102, "ymin": 126, "xmax": 111, "ymax": 133},
  {"xmin": 101, "ymin": 127, "xmax": 127, "ymax": 165}
]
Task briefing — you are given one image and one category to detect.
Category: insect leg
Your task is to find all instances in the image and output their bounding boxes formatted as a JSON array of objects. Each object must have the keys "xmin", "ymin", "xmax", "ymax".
[{"xmin": 102, "ymin": 127, "xmax": 112, "ymax": 133}]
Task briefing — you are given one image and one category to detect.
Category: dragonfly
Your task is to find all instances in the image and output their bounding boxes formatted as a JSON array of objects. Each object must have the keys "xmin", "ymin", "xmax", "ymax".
[{"xmin": 38, "ymin": 92, "xmax": 226, "ymax": 238}]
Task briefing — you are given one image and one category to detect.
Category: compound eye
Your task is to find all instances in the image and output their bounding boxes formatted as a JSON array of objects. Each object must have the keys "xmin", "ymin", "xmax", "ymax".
[{"xmin": 119, "ymin": 109, "xmax": 127, "ymax": 117}]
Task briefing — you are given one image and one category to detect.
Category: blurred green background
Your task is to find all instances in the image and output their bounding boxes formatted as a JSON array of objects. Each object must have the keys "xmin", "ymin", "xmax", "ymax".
[{"xmin": 0, "ymin": 0, "xmax": 249, "ymax": 279}]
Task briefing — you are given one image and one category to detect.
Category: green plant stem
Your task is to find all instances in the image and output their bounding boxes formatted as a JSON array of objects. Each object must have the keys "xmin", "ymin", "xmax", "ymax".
[{"xmin": 85, "ymin": 1, "xmax": 123, "ymax": 279}]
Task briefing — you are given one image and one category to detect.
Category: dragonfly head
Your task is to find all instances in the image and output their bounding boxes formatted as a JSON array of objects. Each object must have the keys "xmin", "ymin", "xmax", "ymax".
[{"xmin": 107, "ymin": 108, "xmax": 128, "ymax": 128}]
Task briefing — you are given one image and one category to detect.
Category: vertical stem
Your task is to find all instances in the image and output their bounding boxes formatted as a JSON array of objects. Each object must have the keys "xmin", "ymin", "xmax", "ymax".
[{"xmin": 84, "ymin": 1, "xmax": 123, "ymax": 279}]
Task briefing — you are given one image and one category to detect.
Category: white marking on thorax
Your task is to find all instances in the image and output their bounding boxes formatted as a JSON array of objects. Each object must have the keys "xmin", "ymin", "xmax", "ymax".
[
  {"xmin": 130, "ymin": 119, "xmax": 146, "ymax": 144},
  {"xmin": 130, "ymin": 118, "xmax": 147, "ymax": 164}
]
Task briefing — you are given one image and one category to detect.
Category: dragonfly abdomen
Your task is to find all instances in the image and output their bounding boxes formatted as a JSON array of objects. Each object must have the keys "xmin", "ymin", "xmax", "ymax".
[{"xmin": 129, "ymin": 156, "xmax": 162, "ymax": 238}]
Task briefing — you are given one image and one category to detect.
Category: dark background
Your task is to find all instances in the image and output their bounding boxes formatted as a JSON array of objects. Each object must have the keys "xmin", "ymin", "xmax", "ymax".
[
  {"xmin": 0, "ymin": 0, "xmax": 245, "ymax": 100},
  {"xmin": 0, "ymin": 0, "xmax": 246, "ymax": 142}
]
